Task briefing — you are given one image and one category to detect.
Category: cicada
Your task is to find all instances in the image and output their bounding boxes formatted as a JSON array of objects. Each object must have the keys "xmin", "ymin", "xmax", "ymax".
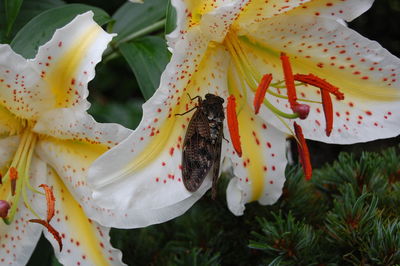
[{"xmin": 176, "ymin": 93, "xmax": 225, "ymax": 199}]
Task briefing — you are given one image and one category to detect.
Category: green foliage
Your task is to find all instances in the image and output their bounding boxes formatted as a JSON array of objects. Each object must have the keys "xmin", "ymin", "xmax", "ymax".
[
  {"xmin": 111, "ymin": 0, "xmax": 167, "ymax": 46},
  {"xmin": 120, "ymin": 36, "xmax": 170, "ymax": 100},
  {"xmin": 98, "ymin": 147, "xmax": 400, "ymax": 265},
  {"xmin": 249, "ymin": 212, "xmax": 319, "ymax": 265},
  {"xmin": 4, "ymin": 0, "xmax": 24, "ymax": 36}
]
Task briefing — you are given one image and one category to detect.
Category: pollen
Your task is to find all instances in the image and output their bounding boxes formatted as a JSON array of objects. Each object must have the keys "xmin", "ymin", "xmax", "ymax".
[
  {"xmin": 280, "ymin": 52, "xmax": 298, "ymax": 109},
  {"xmin": 294, "ymin": 73, "xmax": 344, "ymax": 100},
  {"xmin": 320, "ymin": 89, "xmax": 334, "ymax": 136},
  {"xmin": 9, "ymin": 167, "xmax": 18, "ymax": 196},
  {"xmin": 39, "ymin": 184, "xmax": 56, "ymax": 222},
  {"xmin": 254, "ymin": 74, "xmax": 272, "ymax": 114},
  {"xmin": 227, "ymin": 95, "xmax": 242, "ymax": 157},
  {"xmin": 294, "ymin": 122, "xmax": 312, "ymax": 180}
]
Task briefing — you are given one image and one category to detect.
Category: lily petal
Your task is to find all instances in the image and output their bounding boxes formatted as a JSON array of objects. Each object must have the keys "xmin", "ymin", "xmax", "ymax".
[
  {"xmin": 33, "ymin": 108, "xmax": 131, "ymax": 145},
  {"xmin": 237, "ymin": 0, "xmax": 310, "ymax": 28},
  {"xmin": 0, "ymin": 101, "xmax": 25, "ymax": 136},
  {"xmin": 88, "ymin": 43, "xmax": 232, "ymax": 228},
  {"xmin": 225, "ymin": 97, "xmax": 287, "ymax": 215},
  {"xmin": 239, "ymin": 14, "xmax": 400, "ymax": 143},
  {"xmin": 0, "ymin": 44, "xmax": 54, "ymax": 120},
  {"xmin": 0, "ymin": 136, "xmax": 19, "ymax": 170},
  {"xmin": 43, "ymin": 168, "xmax": 125, "ymax": 266},
  {"xmin": 168, "ymin": 0, "xmax": 249, "ymax": 49},
  {"xmin": 33, "ymin": 109, "xmax": 130, "ymax": 226},
  {"xmin": 291, "ymin": 0, "xmax": 373, "ymax": 22},
  {"xmin": 0, "ymin": 156, "xmax": 46, "ymax": 265},
  {"xmin": 0, "ymin": 12, "xmax": 113, "ymax": 120},
  {"xmin": 33, "ymin": 11, "xmax": 114, "ymax": 111}
]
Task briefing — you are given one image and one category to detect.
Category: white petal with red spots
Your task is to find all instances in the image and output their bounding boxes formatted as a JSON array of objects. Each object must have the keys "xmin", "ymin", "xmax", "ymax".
[
  {"xmin": 33, "ymin": 12, "xmax": 115, "ymax": 111},
  {"xmin": 224, "ymin": 107, "xmax": 287, "ymax": 215},
  {"xmin": 292, "ymin": 0, "xmax": 373, "ymax": 22},
  {"xmin": 168, "ymin": 0, "xmax": 249, "ymax": 49},
  {"xmin": 43, "ymin": 168, "xmax": 125, "ymax": 266},
  {"xmin": 0, "ymin": 157, "xmax": 46, "ymax": 266},
  {"xmin": 33, "ymin": 108, "xmax": 131, "ymax": 145},
  {"xmin": 0, "ymin": 44, "xmax": 54, "ymax": 120},
  {"xmin": 240, "ymin": 14, "xmax": 400, "ymax": 143}
]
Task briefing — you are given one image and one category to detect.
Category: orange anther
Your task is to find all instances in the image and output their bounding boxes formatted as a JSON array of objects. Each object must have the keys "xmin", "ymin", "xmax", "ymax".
[
  {"xmin": 293, "ymin": 122, "xmax": 312, "ymax": 180},
  {"xmin": 320, "ymin": 89, "xmax": 333, "ymax": 136},
  {"xmin": 9, "ymin": 167, "xmax": 18, "ymax": 180},
  {"xmin": 39, "ymin": 184, "xmax": 55, "ymax": 222},
  {"xmin": 227, "ymin": 95, "xmax": 242, "ymax": 157},
  {"xmin": 254, "ymin": 74, "xmax": 273, "ymax": 114},
  {"xmin": 294, "ymin": 73, "xmax": 344, "ymax": 100},
  {"xmin": 9, "ymin": 167, "xmax": 18, "ymax": 196},
  {"xmin": 280, "ymin": 52, "xmax": 298, "ymax": 109},
  {"xmin": 29, "ymin": 219, "xmax": 63, "ymax": 251}
]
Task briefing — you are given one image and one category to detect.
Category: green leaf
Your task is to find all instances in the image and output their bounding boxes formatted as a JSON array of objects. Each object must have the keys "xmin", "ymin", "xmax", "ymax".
[
  {"xmin": 0, "ymin": 0, "xmax": 65, "ymax": 43},
  {"xmin": 11, "ymin": 0, "xmax": 65, "ymax": 38},
  {"xmin": 10, "ymin": 4, "xmax": 111, "ymax": 59},
  {"xmin": 89, "ymin": 99, "xmax": 143, "ymax": 130},
  {"xmin": 165, "ymin": 0, "xmax": 177, "ymax": 35},
  {"xmin": 112, "ymin": 0, "xmax": 167, "ymax": 45},
  {"xmin": 120, "ymin": 36, "xmax": 170, "ymax": 100},
  {"xmin": 5, "ymin": 0, "xmax": 24, "ymax": 36}
]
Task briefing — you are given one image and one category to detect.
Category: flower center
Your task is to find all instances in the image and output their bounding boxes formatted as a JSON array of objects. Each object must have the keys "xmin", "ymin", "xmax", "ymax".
[
  {"xmin": 1, "ymin": 129, "xmax": 40, "ymax": 224},
  {"xmin": 0, "ymin": 126, "xmax": 63, "ymax": 249},
  {"xmin": 223, "ymin": 31, "xmax": 346, "ymax": 179}
]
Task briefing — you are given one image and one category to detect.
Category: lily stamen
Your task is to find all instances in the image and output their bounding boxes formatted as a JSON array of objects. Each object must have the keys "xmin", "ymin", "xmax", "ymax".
[
  {"xmin": 29, "ymin": 184, "xmax": 63, "ymax": 251},
  {"xmin": 9, "ymin": 167, "xmax": 18, "ymax": 196},
  {"xmin": 294, "ymin": 73, "xmax": 345, "ymax": 100},
  {"xmin": 254, "ymin": 74, "xmax": 273, "ymax": 114},
  {"xmin": 293, "ymin": 122, "xmax": 312, "ymax": 180},
  {"xmin": 293, "ymin": 73, "xmax": 345, "ymax": 136},
  {"xmin": 321, "ymin": 89, "xmax": 334, "ymax": 136},
  {"xmin": 280, "ymin": 52, "xmax": 298, "ymax": 109},
  {"xmin": 29, "ymin": 219, "xmax": 63, "ymax": 251},
  {"xmin": 227, "ymin": 95, "xmax": 243, "ymax": 157},
  {"xmin": 40, "ymin": 184, "xmax": 56, "ymax": 222}
]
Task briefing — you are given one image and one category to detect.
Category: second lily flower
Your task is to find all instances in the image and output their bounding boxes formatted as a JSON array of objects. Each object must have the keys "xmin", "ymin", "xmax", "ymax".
[{"xmin": 88, "ymin": 0, "xmax": 400, "ymax": 228}]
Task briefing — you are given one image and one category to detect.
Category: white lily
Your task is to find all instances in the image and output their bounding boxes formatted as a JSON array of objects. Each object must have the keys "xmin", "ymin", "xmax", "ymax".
[
  {"xmin": 88, "ymin": 0, "xmax": 400, "ymax": 228},
  {"xmin": 0, "ymin": 12, "xmax": 131, "ymax": 265}
]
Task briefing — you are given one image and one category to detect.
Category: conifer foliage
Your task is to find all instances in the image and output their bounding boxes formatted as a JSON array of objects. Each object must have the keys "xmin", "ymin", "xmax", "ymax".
[{"xmin": 105, "ymin": 147, "xmax": 400, "ymax": 265}]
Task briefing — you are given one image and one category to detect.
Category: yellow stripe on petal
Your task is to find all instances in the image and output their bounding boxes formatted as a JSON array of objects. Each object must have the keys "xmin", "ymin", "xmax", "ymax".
[
  {"xmin": 237, "ymin": 106, "xmax": 265, "ymax": 201},
  {"xmin": 46, "ymin": 26, "xmax": 101, "ymax": 108},
  {"xmin": 186, "ymin": 0, "xmax": 220, "ymax": 27},
  {"xmin": 239, "ymin": 29, "xmax": 400, "ymax": 102},
  {"xmin": 0, "ymin": 105, "xmax": 25, "ymax": 136},
  {"xmin": 120, "ymin": 111, "xmax": 181, "ymax": 181},
  {"xmin": 51, "ymin": 171, "xmax": 113, "ymax": 266},
  {"xmin": 0, "ymin": 179, "xmax": 10, "ymax": 201}
]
